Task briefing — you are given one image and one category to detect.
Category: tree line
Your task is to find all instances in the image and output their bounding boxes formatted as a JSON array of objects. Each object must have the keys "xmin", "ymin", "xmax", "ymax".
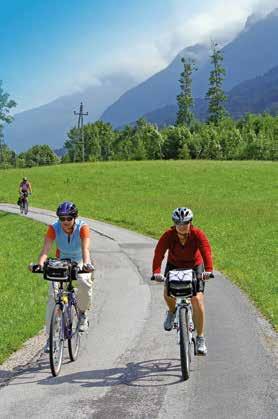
[{"xmin": 0, "ymin": 42, "xmax": 277, "ymax": 168}]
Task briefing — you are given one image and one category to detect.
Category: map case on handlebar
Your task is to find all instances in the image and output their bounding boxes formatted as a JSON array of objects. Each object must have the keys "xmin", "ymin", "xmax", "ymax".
[
  {"xmin": 166, "ymin": 269, "xmax": 193, "ymax": 297},
  {"xmin": 43, "ymin": 259, "xmax": 73, "ymax": 282}
]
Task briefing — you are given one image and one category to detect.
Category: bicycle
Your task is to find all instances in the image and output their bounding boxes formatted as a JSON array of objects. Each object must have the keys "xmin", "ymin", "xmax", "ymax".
[
  {"xmin": 19, "ymin": 192, "xmax": 29, "ymax": 215},
  {"xmin": 152, "ymin": 269, "xmax": 214, "ymax": 381},
  {"xmin": 32, "ymin": 258, "xmax": 87, "ymax": 376}
]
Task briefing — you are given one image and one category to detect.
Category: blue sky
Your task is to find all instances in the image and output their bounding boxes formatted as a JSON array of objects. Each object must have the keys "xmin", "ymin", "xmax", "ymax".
[{"xmin": 1, "ymin": 0, "xmax": 276, "ymax": 112}]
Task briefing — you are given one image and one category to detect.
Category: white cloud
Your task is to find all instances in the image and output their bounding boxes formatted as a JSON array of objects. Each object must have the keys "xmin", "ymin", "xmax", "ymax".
[
  {"xmin": 157, "ymin": 0, "xmax": 278, "ymax": 62},
  {"xmin": 98, "ymin": 42, "xmax": 169, "ymax": 83},
  {"xmin": 92, "ymin": 0, "xmax": 278, "ymax": 86}
]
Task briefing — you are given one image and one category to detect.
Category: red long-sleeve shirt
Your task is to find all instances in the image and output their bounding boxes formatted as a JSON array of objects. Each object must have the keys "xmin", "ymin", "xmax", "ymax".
[{"xmin": 152, "ymin": 226, "xmax": 213, "ymax": 274}]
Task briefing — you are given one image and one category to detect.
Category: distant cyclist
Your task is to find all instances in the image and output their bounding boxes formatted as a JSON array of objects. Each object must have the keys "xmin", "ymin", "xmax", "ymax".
[
  {"xmin": 19, "ymin": 177, "xmax": 32, "ymax": 195},
  {"xmin": 30, "ymin": 201, "xmax": 94, "ymax": 351},
  {"xmin": 151, "ymin": 207, "xmax": 213, "ymax": 355}
]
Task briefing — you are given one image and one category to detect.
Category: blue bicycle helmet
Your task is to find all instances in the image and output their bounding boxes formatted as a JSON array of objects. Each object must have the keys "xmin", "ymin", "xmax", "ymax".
[{"xmin": 56, "ymin": 201, "xmax": 78, "ymax": 218}]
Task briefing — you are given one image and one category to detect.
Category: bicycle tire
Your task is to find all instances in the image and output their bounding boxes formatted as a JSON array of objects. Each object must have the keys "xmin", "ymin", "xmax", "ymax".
[
  {"xmin": 179, "ymin": 307, "xmax": 190, "ymax": 380},
  {"xmin": 49, "ymin": 304, "xmax": 64, "ymax": 377},
  {"xmin": 24, "ymin": 200, "xmax": 28, "ymax": 215},
  {"xmin": 68, "ymin": 304, "xmax": 80, "ymax": 361}
]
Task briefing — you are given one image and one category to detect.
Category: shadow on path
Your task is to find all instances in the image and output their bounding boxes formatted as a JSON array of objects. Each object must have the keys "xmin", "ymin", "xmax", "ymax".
[{"xmin": 37, "ymin": 358, "xmax": 184, "ymax": 387}]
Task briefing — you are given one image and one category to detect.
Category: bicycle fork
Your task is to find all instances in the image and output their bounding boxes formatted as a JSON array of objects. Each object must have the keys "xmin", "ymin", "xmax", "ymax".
[{"xmin": 174, "ymin": 303, "xmax": 195, "ymax": 348}]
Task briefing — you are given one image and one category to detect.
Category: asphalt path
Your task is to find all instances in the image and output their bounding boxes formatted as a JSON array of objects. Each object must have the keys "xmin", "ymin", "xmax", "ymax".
[{"xmin": 0, "ymin": 204, "xmax": 277, "ymax": 419}]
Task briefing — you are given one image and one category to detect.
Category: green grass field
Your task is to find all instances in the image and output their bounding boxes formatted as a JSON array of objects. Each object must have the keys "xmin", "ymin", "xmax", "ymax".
[
  {"xmin": 0, "ymin": 212, "xmax": 48, "ymax": 364},
  {"xmin": 0, "ymin": 160, "xmax": 277, "ymax": 363}
]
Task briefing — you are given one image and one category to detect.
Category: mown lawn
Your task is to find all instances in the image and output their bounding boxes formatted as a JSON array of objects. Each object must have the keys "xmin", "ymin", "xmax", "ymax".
[
  {"xmin": 1, "ymin": 160, "xmax": 277, "ymax": 333},
  {"xmin": 0, "ymin": 212, "xmax": 48, "ymax": 364}
]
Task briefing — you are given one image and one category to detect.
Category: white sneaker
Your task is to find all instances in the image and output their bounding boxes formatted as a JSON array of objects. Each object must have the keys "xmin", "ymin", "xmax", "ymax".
[
  {"xmin": 196, "ymin": 336, "xmax": 207, "ymax": 355},
  {"xmin": 44, "ymin": 339, "xmax": 50, "ymax": 353},
  {"xmin": 78, "ymin": 313, "xmax": 89, "ymax": 332},
  {"xmin": 164, "ymin": 310, "xmax": 176, "ymax": 331}
]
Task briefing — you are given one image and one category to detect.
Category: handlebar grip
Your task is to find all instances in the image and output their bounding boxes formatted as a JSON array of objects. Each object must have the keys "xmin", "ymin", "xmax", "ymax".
[
  {"xmin": 31, "ymin": 265, "xmax": 43, "ymax": 274},
  {"xmin": 150, "ymin": 274, "xmax": 165, "ymax": 282}
]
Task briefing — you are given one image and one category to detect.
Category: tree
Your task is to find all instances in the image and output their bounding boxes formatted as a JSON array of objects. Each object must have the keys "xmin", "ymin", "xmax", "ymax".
[
  {"xmin": 112, "ymin": 126, "xmax": 135, "ymax": 160},
  {"xmin": 18, "ymin": 145, "xmax": 59, "ymax": 167},
  {"xmin": 0, "ymin": 81, "xmax": 16, "ymax": 163},
  {"xmin": 134, "ymin": 118, "xmax": 163, "ymax": 160},
  {"xmin": 65, "ymin": 121, "xmax": 115, "ymax": 162},
  {"xmin": 206, "ymin": 42, "xmax": 228, "ymax": 125},
  {"xmin": 176, "ymin": 58, "xmax": 197, "ymax": 127},
  {"xmin": 162, "ymin": 125, "xmax": 192, "ymax": 159}
]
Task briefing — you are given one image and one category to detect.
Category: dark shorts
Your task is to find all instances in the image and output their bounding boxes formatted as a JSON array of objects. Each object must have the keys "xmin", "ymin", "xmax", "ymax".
[{"xmin": 164, "ymin": 262, "xmax": 205, "ymax": 294}]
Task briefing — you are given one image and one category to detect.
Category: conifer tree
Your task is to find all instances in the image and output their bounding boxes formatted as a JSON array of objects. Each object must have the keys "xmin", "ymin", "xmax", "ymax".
[
  {"xmin": 206, "ymin": 42, "xmax": 228, "ymax": 124},
  {"xmin": 176, "ymin": 57, "xmax": 197, "ymax": 127}
]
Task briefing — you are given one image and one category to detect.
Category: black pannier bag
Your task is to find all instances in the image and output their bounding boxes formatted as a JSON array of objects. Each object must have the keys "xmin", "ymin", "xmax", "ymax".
[
  {"xmin": 43, "ymin": 259, "xmax": 72, "ymax": 282},
  {"xmin": 166, "ymin": 269, "xmax": 193, "ymax": 297}
]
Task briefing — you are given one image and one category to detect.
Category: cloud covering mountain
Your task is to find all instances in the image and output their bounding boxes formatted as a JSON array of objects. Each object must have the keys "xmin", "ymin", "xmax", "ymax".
[
  {"xmin": 4, "ymin": 74, "xmax": 136, "ymax": 152},
  {"xmin": 101, "ymin": 7, "xmax": 278, "ymax": 127}
]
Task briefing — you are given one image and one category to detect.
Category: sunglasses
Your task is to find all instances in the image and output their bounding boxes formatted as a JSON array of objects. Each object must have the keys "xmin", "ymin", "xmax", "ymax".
[
  {"xmin": 59, "ymin": 216, "xmax": 74, "ymax": 222},
  {"xmin": 175, "ymin": 221, "xmax": 190, "ymax": 225}
]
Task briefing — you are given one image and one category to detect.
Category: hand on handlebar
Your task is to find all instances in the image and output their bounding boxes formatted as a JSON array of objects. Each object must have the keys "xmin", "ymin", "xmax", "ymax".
[
  {"xmin": 82, "ymin": 263, "xmax": 95, "ymax": 273},
  {"xmin": 202, "ymin": 271, "xmax": 214, "ymax": 280},
  {"xmin": 29, "ymin": 263, "xmax": 42, "ymax": 273},
  {"xmin": 151, "ymin": 273, "xmax": 165, "ymax": 283}
]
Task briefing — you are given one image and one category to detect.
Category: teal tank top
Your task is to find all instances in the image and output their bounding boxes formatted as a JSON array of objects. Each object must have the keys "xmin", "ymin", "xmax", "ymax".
[{"xmin": 52, "ymin": 219, "xmax": 86, "ymax": 262}]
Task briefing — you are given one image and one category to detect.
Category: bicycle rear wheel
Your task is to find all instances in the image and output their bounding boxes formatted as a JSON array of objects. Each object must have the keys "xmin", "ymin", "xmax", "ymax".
[
  {"xmin": 68, "ymin": 304, "xmax": 80, "ymax": 361},
  {"xmin": 49, "ymin": 304, "xmax": 64, "ymax": 377},
  {"xmin": 179, "ymin": 307, "xmax": 190, "ymax": 380}
]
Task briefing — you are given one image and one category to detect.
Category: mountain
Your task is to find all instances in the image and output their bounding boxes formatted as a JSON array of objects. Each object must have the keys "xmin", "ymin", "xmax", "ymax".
[
  {"xmin": 101, "ymin": 8, "xmax": 278, "ymax": 127},
  {"xmin": 226, "ymin": 64, "xmax": 278, "ymax": 117},
  {"xmin": 140, "ymin": 65, "xmax": 278, "ymax": 125},
  {"xmin": 101, "ymin": 44, "xmax": 210, "ymax": 128},
  {"xmin": 4, "ymin": 74, "xmax": 136, "ymax": 152}
]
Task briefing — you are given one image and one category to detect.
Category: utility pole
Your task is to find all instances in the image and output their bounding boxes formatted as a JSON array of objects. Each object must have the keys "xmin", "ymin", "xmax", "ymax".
[{"xmin": 74, "ymin": 102, "xmax": 88, "ymax": 162}]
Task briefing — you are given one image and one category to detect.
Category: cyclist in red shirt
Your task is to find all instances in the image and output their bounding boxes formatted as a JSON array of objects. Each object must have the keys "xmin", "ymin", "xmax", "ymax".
[{"xmin": 152, "ymin": 207, "xmax": 213, "ymax": 355}]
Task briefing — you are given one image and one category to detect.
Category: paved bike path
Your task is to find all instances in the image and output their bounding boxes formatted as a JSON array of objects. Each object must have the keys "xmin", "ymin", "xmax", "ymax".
[{"xmin": 0, "ymin": 204, "xmax": 277, "ymax": 419}]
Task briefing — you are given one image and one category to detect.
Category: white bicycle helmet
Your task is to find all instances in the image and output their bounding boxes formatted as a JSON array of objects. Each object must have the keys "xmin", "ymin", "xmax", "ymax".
[{"xmin": 172, "ymin": 207, "xmax": 193, "ymax": 224}]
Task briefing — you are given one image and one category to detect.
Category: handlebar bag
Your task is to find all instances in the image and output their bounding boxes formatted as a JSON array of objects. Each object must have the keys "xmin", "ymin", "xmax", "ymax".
[{"xmin": 166, "ymin": 269, "xmax": 193, "ymax": 297}]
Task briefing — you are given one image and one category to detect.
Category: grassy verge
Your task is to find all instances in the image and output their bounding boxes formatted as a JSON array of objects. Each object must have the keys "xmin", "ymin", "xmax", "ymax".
[
  {"xmin": 1, "ymin": 160, "xmax": 277, "ymax": 330},
  {"xmin": 0, "ymin": 212, "xmax": 48, "ymax": 364}
]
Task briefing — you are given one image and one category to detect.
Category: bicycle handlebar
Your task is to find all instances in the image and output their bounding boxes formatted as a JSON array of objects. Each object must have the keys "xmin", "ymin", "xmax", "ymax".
[
  {"xmin": 30, "ymin": 260, "xmax": 92, "ymax": 276},
  {"xmin": 150, "ymin": 271, "xmax": 214, "ymax": 282}
]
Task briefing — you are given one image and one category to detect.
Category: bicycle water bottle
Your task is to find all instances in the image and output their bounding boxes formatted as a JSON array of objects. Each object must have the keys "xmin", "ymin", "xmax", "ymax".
[{"xmin": 62, "ymin": 295, "xmax": 68, "ymax": 304}]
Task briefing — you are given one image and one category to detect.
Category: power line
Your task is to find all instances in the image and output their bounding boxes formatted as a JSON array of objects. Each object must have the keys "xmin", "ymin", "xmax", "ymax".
[{"xmin": 74, "ymin": 102, "xmax": 88, "ymax": 162}]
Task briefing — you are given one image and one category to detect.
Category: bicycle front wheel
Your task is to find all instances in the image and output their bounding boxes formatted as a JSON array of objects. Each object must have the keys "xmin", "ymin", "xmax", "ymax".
[
  {"xmin": 68, "ymin": 304, "xmax": 81, "ymax": 362},
  {"xmin": 179, "ymin": 307, "xmax": 190, "ymax": 380},
  {"xmin": 24, "ymin": 200, "xmax": 28, "ymax": 215},
  {"xmin": 49, "ymin": 304, "xmax": 64, "ymax": 377}
]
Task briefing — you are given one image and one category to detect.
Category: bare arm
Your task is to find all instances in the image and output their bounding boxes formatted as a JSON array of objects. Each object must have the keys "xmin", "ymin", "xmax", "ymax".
[
  {"xmin": 81, "ymin": 237, "xmax": 91, "ymax": 265},
  {"xmin": 38, "ymin": 236, "xmax": 53, "ymax": 266}
]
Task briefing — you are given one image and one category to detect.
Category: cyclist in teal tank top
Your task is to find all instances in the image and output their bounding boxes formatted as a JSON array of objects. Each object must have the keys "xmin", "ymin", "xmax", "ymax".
[{"xmin": 30, "ymin": 201, "xmax": 94, "ymax": 352}]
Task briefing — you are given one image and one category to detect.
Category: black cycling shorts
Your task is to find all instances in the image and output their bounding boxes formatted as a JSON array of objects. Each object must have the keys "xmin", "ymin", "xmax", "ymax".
[{"xmin": 164, "ymin": 262, "xmax": 205, "ymax": 294}]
